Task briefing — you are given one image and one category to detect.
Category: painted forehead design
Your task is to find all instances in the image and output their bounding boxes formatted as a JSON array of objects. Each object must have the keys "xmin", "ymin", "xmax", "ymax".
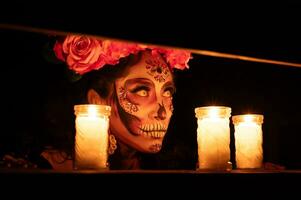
[{"xmin": 145, "ymin": 57, "xmax": 170, "ymax": 83}]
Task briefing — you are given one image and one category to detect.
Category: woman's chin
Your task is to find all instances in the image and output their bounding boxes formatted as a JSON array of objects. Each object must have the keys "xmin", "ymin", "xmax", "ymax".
[
  {"xmin": 140, "ymin": 139, "xmax": 163, "ymax": 153},
  {"xmin": 129, "ymin": 135, "xmax": 164, "ymax": 153},
  {"xmin": 115, "ymin": 130, "xmax": 165, "ymax": 153},
  {"xmin": 147, "ymin": 143, "xmax": 163, "ymax": 153}
]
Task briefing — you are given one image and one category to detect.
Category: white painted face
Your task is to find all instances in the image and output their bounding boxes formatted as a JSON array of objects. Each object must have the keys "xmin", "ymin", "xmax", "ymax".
[{"xmin": 112, "ymin": 51, "xmax": 175, "ymax": 153}]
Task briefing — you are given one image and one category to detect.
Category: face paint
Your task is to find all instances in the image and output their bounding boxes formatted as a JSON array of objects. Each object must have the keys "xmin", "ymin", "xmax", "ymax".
[
  {"xmin": 169, "ymin": 103, "xmax": 174, "ymax": 113},
  {"xmin": 112, "ymin": 51, "xmax": 175, "ymax": 153},
  {"xmin": 117, "ymin": 86, "xmax": 139, "ymax": 114},
  {"xmin": 156, "ymin": 102, "xmax": 166, "ymax": 120},
  {"xmin": 149, "ymin": 144, "xmax": 162, "ymax": 153},
  {"xmin": 145, "ymin": 56, "xmax": 170, "ymax": 83}
]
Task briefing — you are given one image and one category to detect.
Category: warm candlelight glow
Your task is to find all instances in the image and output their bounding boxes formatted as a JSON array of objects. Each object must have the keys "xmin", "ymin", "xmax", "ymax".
[
  {"xmin": 208, "ymin": 107, "xmax": 219, "ymax": 118},
  {"xmin": 195, "ymin": 106, "xmax": 231, "ymax": 170},
  {"xmin": 232, "ymin": 114, "xmax": 264, "ymax": 169},
  {"xmin": 74, "ymin": 105, "xmax": 111, "ymax": 170},
  {"xmin": 87, "ymin": 106, "xmax": 98, "ymax": 117},
  {"xmin": 243, "ymin": 115, "xmax": 254, "ymax": 123}
]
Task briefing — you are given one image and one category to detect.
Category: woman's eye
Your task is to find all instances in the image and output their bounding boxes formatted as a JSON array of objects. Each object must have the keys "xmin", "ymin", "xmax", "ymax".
[
  {"xmin": 130, "ymin": 86, "xmax": 150, "ymax": 97},
  {"xmin": 162, "ymin": 86, "xmax": 175, "ymax": 98},
  {"xmin": 136, "ymin": 90, "xmax": 148, "ymax": 97},
  {"xmin": 162, "ymin": 90, "xmax": 172, "ymax": 97}
]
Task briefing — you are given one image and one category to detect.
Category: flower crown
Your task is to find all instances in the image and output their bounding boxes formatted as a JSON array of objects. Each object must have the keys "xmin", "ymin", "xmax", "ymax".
[{"xmin": 53, "ymin": 35, "xmax": 192, "ymax": 75}]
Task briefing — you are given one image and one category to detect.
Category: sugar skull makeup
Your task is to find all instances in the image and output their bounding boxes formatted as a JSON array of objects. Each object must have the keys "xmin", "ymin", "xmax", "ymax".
[
  {"xmin": 113, "ymin": 51, "xmax": 175, "ymax": 153},
  {"xmin": 53, "ymin": 35, "xmax": 192, "ymax": 168}
]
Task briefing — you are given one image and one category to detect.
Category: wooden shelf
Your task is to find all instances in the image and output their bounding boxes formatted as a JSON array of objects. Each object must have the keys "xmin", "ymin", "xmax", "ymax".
[{"xmin": 1, "ymin": 169, "xmax": 300, "ymax": 174}]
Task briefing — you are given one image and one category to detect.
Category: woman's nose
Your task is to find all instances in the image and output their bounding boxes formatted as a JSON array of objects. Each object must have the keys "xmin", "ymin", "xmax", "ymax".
[{"xmin": 154, "ymin": 102, "xmax": 166, "ymax": 120}]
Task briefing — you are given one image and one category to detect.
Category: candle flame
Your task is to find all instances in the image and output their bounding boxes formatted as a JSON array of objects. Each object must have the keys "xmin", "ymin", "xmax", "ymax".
[
  {"xmin": 208, "ymin": 107, "xmax": 219, "ymax": 118},
  {"xmin": 243, "ymin": 115, "xmax": 254, "ymax": 123},
  {"xmin": 88, "ymin": 106, "xmax": 98, "ymax": 117}
]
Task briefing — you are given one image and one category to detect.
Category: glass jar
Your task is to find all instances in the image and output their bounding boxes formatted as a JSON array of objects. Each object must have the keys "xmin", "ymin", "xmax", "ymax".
[
  {"xmin": 232, "ymin": 114, "xmax": 264, "ymax": 169},
  {"xmin": 74, "ymin": 104, "xmax": 111, "ymax": 170},
  {"xmin": 195, "ymin": 106, "xmax": 232, "ymax": 170}
]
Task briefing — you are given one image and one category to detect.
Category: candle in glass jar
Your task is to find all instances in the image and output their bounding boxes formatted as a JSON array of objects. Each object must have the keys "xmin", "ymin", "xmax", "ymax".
[
  {"xmin": 195, "ymin": 106, "xmax": 231, "ymax": 170},
  {"xmin": 74, "ymin": 105, "xmax": 111, "ymax": 169},
  {"xmin": 232, "ymin": 114, "xmax": 264, "ymax": 169}
]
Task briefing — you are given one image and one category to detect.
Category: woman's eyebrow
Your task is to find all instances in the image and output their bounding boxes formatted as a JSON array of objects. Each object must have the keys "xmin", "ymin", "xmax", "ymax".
[
  {"xmin": 125, "ymin": 78, "xmax": 154, "ymax": 86},
  {"xmin": 162, "ymin": 81, "xmax": 175, "ymax": 88}
]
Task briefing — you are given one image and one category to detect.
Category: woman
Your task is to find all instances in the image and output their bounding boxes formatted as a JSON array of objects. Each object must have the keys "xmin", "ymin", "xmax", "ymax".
[{"xmin": 41, "ymin": 35, "xmax": 192, "ymax": 170}]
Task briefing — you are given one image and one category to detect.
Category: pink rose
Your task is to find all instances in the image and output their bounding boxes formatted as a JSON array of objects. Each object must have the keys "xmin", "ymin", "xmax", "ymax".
[{"xmin": 54, "ymin": 35, "xmax": 105, "ymax": 75}]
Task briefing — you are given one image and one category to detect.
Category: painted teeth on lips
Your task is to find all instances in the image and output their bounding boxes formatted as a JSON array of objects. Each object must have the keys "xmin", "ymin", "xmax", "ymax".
[
  {"xmin": 138, "ymin": 124, "xmax": 167, "ymax": 138},
  {"xmin": 139, "ymin": 123, "xmax": 167, "ymax": 131}
]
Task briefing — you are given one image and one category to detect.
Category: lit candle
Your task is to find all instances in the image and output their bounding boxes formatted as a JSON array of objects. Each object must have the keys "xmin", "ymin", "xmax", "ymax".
[
  {"xmin": 232, "ymin": 114, "xmax": 264, "ymax": 169},
  {"xmin": 195, "ymin": 106, "xmax": 231, "ymax": 170},
  {"xmin": 74, "ymin": 105, "xmax": 111, "ymax": 169}
]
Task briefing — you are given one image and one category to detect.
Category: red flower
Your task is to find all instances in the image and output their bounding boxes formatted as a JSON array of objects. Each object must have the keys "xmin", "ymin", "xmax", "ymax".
[
  {"xmin": 54, "ymin": 35, "xmax": 104, "ymax": 75},
  {"xmin": 102, "ymin": 40, "xmax": 145, "ymax": 65},
  {"xmin": 54, "ymin": 35, "xmax": 192, "ymax": 75},
  {"xmin": 162, "ymin": 49, "xmax": 192, "ymax": 70}
]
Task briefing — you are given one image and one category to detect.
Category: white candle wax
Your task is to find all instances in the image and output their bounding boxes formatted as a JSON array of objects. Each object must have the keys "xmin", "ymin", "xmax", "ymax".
[
  {"xmin": 74, "ymin": 105, "xmax": 111, "ymax": 170},
  {"xmin": 195, "ymin": 106, "xmax": 231, "ymax": 170},
  {"xmin": 75, "ymin": 116, "xmax": 109, "ymax": 169},
  {"xmin": 197, "ymin": 118, "xmax": 230, "ymax": 169},
  {"xmin": 233, "ymin": 115, "xmax": 263, "ymax": 169}
]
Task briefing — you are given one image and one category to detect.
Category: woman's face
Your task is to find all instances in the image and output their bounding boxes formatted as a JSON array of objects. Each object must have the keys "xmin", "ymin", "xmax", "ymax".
[{"xmin": 111, "ymin": 51, "xmax": 175, "ymax": 153}]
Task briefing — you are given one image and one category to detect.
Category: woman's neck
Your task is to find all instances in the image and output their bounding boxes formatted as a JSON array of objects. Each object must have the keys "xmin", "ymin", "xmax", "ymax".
[{"xmin": 109, "ymin": 139, "xmax": 141, "ymax": 170}]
